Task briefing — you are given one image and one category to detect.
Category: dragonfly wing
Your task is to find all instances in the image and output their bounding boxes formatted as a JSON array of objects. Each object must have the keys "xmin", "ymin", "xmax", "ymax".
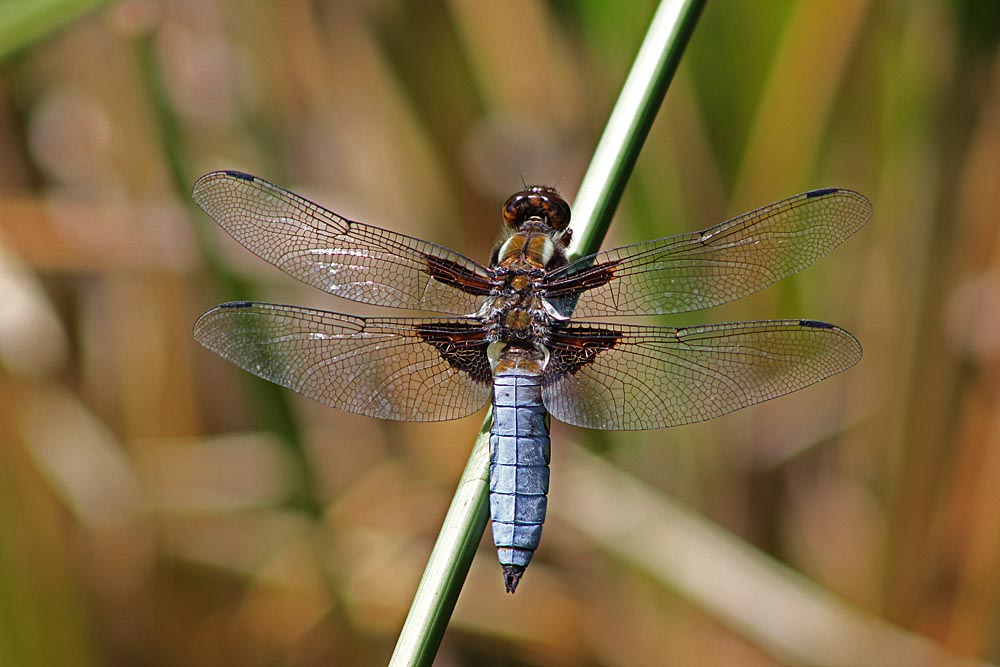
[
  {"xmin": 541, "ymin": 320, "xmax": 861, "ymax": 430},
  {"xmin": 194, "ymin": 302, "xmax": 493, "ymax": 422},
  {"xmin": 193, "ymin": 171, "xmax": 495, "ymax": 314},
  {"xmin": 545, "ymin": 188, "xmax": 872, "ymax": 318}
]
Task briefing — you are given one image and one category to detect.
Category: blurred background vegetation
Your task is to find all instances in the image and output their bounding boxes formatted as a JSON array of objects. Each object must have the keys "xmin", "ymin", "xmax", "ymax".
[{"xmin": 0, "ymin": 0, "xmax": 999, "ymax": 665}]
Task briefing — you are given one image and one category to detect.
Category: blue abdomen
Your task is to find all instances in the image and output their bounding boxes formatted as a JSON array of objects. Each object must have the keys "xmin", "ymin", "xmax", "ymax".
[{"xmin": 490, "ymin": 368, "xmax": 550, "ymax": 593}]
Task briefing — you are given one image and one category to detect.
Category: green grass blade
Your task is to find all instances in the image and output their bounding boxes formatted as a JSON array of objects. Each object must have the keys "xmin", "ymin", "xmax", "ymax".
[
  {"xmin": 0, "ymin": 0, "xmax": 112, "ymax": 62},
  {"xmin": 389, "ymin": 1, "xmax": 706, "ymax": 665}
]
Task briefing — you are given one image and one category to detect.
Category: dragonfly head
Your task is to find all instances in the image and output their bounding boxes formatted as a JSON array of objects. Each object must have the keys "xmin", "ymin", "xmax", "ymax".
[{"xmin": 502, "ymin": 186, "xmax": 571, "ymax": 232}]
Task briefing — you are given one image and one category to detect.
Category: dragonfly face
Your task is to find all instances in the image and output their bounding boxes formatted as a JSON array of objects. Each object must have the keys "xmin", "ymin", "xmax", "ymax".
[{"xmin": 193, "ymin": 171, "xmax": 872, "ymax": 592}]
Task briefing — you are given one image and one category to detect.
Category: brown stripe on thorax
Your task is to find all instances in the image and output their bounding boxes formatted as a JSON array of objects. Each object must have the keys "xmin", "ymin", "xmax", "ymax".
[{"xmin": 498, "ymin": 233, "xmax": 551, "ymax": 270}]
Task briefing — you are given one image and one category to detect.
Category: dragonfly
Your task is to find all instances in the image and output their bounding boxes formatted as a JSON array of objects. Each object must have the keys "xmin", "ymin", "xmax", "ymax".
[{"xmin": 192, "ymin": 171, "xmax": 872, "ymax": 593}]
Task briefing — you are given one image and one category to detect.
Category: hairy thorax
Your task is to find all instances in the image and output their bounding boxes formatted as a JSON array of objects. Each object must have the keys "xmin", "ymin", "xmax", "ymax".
[{"xmin": 483, "ymin": 224, "xmax": 567, "ymax": 345}]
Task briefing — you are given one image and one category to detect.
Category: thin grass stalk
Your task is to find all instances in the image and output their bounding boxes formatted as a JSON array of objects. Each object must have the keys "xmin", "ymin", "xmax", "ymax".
[{"xmin": 388, "ymin": 1, "xmax": 705, "ymax": 664}]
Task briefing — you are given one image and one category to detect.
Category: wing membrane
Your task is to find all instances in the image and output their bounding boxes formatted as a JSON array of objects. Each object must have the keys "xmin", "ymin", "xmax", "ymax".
[
  {"xmin": 545, "ymin": 189, "xmax": 872, "ymax": 318},
  {"xmin": 542, "ymin": 320, "xmax": 861, "ymax": 430},
  {"xmin": 194, "ymin": 302, "xmax": 492, "ymax": 421},
  {"xmin": 193, "ymin": 171, "xmax": 494, "ymax": 314}
]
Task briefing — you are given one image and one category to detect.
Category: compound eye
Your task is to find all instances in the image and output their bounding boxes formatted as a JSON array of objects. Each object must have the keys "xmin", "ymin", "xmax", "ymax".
[
  {"xmin": 541, "ymin": 195, "xmax": 571, "ymax": 231},
  {"xmin": 501, "ymin": 194, "xmax": 531, "ymax": 229},
  {"xmin": 501, "ymin": 188, "xmax": 572, "ymax": 230}
]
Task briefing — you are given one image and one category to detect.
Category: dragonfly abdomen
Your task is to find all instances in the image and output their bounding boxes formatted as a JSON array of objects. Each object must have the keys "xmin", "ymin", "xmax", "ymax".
[{"xmin": 489, "ymin": 365, "xmax": 550, "ymax": 594}]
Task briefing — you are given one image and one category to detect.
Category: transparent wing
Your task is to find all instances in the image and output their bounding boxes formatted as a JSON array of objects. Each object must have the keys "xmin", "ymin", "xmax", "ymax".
[
  {"xmin": 544, "ymin": 189, "xmax": 872, "ymax": 318},
  {"xmin": 194, "ymin": 302, "xmax": 492, "ymax": 421},
  {"xmin": 542, "ymin": 320, "xmax": 861, "ymax": 430},
  {"xmin": 193, "ymin": 171, "xmax": 495, "ymax": 314}
]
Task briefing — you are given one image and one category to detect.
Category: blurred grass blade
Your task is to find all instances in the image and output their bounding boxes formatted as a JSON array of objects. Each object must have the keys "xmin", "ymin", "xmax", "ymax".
[
  {"xmin": 0, "ymin": 0, "xmax": 112, "ymax": 62},
  {"xmin": 389, "ymin": 1, "xmax": 705, "ymax": 665},
  {"xmin": 557, "ymin": 444, "xmax": 991, "ymax": 667}
]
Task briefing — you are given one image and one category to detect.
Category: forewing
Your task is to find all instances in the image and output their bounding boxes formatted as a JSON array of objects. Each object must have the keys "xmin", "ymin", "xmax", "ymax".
[
  {"xmin": 544, "ymin": 189, "xmax": 872, "ymax": 317},
  {"xmin": 542, "ymin": 320, "xmax": 861, "ymax": 430},
  {"xmin": 194, "ymin": 302, "xmax": 492, "ymax": 421},
  {"xmin": 193, "ymin": 171, "xmax": 495, "ymax": 314}
]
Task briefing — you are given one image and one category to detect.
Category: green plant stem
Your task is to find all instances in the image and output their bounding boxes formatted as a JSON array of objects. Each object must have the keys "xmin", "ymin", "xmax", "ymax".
[
  {"xmin": 388, "ymin": 418, "xmax": 492, "ymax": 666},
  {"xmin": 388, "ymin": 1, "xmax": 705, "ymax": 665},
  {"xmin": 569, "ymin": 0, "xmax": 706, "ymax": 260}
]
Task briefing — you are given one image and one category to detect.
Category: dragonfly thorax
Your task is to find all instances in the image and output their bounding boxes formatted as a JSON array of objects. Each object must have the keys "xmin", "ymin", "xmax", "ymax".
[
  {"xmin": 482, "ymin": 293, "xmax": 553, "ymax": 344},
  {"xmin": 496, "ymin": 231, "xmax": 558, "ymax": 271},
  {"xmin": 483, "ymin": 250, "xmax": 560, "ymax": 344}
]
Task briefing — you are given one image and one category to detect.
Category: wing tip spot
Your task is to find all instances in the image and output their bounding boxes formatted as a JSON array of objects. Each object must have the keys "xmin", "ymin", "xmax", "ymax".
[
  {"xmin": 799, "ymin": 319, "xmax": 835, "ymax": 329},
  {"xmin": 219, "ymin": 301, "xmax": 255, "ymax": 310},
  {"xmin": 805, "ymin": 187, "xmax": 839, "ymax": 198},
  {"xmin": 224, "ymin": 170, "xmax": 256, "ymax": 182}
]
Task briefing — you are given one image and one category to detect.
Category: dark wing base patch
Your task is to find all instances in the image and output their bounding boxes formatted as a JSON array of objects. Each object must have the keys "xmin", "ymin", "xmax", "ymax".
[
  {"xmin": 415, "ymin": 321, "xmax": 493, "ymax": 385},
  {"xmin": 546, "ymin": 325, "xmax": 621, "ymax": 378}
]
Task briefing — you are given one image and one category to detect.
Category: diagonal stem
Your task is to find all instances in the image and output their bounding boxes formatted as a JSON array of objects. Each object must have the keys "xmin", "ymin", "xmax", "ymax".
[
  {"xmin": 568, "ymin": 0, "xmax": 706, "ymax": 261},
  {"xmin": 388, "ymin": 2, "xmax": 705, "ymax": 665}
]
